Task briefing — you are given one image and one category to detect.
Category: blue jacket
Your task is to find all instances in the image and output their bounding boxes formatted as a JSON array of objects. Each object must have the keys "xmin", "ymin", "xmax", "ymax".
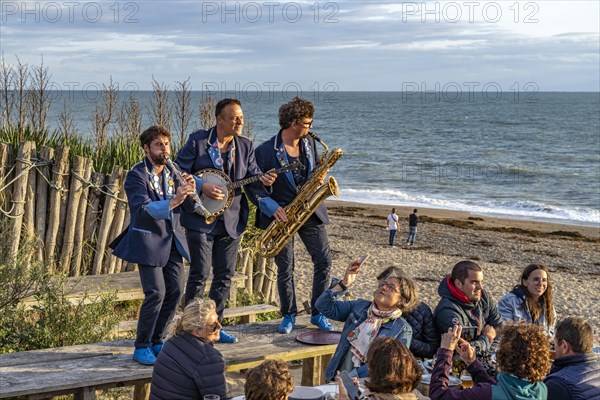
[
  {"xmin": 150, "ymin": 332, "xmax": 231, "ymax": 400},
  {"xmin": 544, "ymin": 353, "xmax": 600, "ymax": 400},
  {"xmin": 110, "ymin": 158, "xmax": 190, "ymax": 267},
  {"xmin": 498, "ymin": 287, "xmax": 556, "ymax": 337},
  {"xmin": 316, "ymin": 281, "xmax": 413, "ymax": 382},
  {"xmin": 176, "ymin": 127, "xmax": 276, "ymax": 239},
  {"xmin": 254, "ymin": 131, "xmax": 329, "ymax": 230}
]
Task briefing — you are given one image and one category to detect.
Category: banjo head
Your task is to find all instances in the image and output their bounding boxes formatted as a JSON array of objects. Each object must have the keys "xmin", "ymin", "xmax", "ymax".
[{"xmin": 195, "ymin": 169, "xmax": 234, "ymax": 218}]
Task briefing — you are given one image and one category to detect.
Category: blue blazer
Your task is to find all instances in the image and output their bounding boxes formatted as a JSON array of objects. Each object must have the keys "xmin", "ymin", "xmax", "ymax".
[
  {"xmin": 176, "ymin": 127, "xmax": 272, "ymax": 239},
  {"xmin": 110, "ymin": 159, "xmax": 190, "ymax": 267},
  {"xmin": 254, "ymin": 131, "xmax": 330, "ymax": 230}
]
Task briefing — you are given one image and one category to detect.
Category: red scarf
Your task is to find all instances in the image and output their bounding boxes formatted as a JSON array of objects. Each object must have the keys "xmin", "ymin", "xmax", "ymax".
[{"xmin": 446, "ymin": 276, "xmax": 471, "ymax": 304}]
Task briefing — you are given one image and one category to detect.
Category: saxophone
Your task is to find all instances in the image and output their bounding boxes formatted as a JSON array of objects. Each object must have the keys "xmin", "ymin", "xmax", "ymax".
[{"xmin": 256, "ymin": 132, "xmax": 343, "ymax": 258}]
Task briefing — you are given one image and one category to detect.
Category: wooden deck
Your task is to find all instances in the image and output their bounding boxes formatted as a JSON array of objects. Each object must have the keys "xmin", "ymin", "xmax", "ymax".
[{"xmin": 0, "ymin": 315, "xmax": 340, "ymax": 400}]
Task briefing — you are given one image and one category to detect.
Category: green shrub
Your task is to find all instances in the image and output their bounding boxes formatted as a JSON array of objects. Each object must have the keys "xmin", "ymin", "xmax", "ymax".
[{"xmin": 0, "ymin": 221, "xmax": 120, "ymax": 353}]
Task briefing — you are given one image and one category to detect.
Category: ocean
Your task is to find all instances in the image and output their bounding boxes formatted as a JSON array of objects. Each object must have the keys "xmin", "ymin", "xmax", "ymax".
[{"xmin": 39, "ymin": 91, "xmax": 600, "ymax": 226}]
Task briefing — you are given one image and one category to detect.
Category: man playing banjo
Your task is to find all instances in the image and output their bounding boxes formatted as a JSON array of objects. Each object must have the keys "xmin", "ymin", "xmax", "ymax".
[{"xmin": 176, "ymin": 98, "xmax": 286, "ymax": 343}]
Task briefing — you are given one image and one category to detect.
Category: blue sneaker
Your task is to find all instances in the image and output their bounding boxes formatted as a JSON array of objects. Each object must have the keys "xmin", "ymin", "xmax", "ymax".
[
  {"xmin": 217, "ymin": 329, "xmax": 238, "ymax": 343},
  {"xmin": 278, "ymin": 314, "xmax": 296, "ymax": 334},
  {"xmin": 311, "ymin": 313, "xmax": 334, "ymax": 331},
  {"xmin": 132, "ymin": 347, "xmax": 157, "ymax": 365},
  {"xmin": 151, "ymin": 343, "xmax": 163, "ymax": 357}
]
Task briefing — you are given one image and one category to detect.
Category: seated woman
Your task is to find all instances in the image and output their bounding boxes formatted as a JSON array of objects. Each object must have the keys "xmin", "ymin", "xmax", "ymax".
[
  {"xmin": 316, "ymin": 260, "xmax": 416, "ymax": 382},
  {"xmin": 377, "ymin": 268, "xmax": 439, "ymax": 358},
  {"xmin": 150, "ymin": 298, "xmax": 231, "ymax": 400},
  {"xmin": 498, "ymin": 264, "xmax": 556, "ymax": 337},
  {"xmin": 429, "ymin": 324, "xmax": 550, "ymax": 400},
  {"xmin": 337, "ymin": 336, "xmax": 430, "ymax": 400}
]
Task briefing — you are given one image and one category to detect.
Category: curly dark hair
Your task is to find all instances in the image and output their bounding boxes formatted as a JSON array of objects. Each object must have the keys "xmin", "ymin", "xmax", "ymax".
[
  {"xmin": 244, "ymin": 359, "xmax": 294, "ymax": 400},
  {"xmin": 278, "ymin": 96, "xmax": 314, "ymax": 129},
  {"xmin": 517, "ymin": 264, "xmax": 555, "ymax": 326},
  {"xmin": 496, "ymin": 324, "xmax": 550, "ymax": 383},
  {"xmin": 365, "ymin": 337, "xmax": 422, "ymax": 394},
  {"xmin": 140, "ymin": 125, "xmax": 171, "ymax": 147}
]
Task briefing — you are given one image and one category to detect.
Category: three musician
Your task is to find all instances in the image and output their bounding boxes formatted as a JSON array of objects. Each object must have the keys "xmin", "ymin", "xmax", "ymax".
[
  {"xmin": 113, "ymin": 98, "xmax": 336, "ymax": 356},
  {"xmin": 254, "ymin": 97, "xmax": 335, "ymax": 334},
  {"xmin": 109, "ymin": 126, "xmax": 195, "ymax": 365},
  {"xmin": 175, "ymin": 98, "xmax": 282, "ymax": 344}
]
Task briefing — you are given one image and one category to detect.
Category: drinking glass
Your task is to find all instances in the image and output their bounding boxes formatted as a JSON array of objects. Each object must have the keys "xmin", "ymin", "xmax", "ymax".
[
  {"xmin": 460, "ymin": 371, "xmax": 473, "ymax": 389},
  {"xmin": 204, "ymin": 395, "xmax": 220, "ymax": 400}
]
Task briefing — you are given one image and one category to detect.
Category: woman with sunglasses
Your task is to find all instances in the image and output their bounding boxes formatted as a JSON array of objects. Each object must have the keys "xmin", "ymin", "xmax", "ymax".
[
  {"xmin": 316, "ymin": 260, "xmax": 417, "ymax": 382},
  {"xmin": 150, "ymin": 298, "xmax": 232, "ymax": 400},
  {"xmin": 498, "ymin": 264, "xmax": 556, "ymax": 337}
]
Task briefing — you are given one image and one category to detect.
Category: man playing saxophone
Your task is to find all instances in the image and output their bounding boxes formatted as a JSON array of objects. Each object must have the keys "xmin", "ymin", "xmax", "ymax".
[{"xmin": 255, "ymin": 97, "xmax": 335, "ymax": 334}]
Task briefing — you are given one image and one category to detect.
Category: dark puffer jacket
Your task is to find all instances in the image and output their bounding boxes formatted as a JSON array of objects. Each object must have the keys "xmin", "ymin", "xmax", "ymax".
[
  {"xmin": 150, "ymin": 332, "xmax": 231, "ymax": 400},
  {"xmin": 433, "ymin": 276, "xmax": 503, "ymax": 354},
  {"xmin": 544, "ymin": 352, "xmax": 600, "ymax": 400},
  {"xmin": 405, "ymin": 302, "xmax": 439, "ymax": 358}
]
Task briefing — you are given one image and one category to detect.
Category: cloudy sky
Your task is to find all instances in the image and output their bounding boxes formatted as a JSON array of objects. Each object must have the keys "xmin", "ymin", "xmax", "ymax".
[{"xmin": 1, "ymin": 1, "xmax": 598, "ymax": 91}]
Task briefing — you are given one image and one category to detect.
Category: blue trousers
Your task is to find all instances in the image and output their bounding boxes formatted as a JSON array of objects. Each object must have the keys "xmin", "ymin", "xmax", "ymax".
[
  {"xmin": 136, "ymin": 243, "xmax": 184, "ymax": 348},
  {"xmin": 389, "ymin": 229, "xmax": 397, "ymax": 246},
  {"xmin": 184, "ymin": 220, "xmax": 240, "ymax": 321},
  {"xmin": 274, "ymin": 216, "xmax": 332, "ymax": 317},
  {"xmin": 407, "ymin": 226, "xmax": 418, "ymax": 244}
]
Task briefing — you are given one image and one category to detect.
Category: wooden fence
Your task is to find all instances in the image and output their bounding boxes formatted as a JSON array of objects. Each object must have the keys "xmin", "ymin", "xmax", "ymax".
[{"xmin": 0, "ymin": 141, "xmax": 277, "ymax": 302}]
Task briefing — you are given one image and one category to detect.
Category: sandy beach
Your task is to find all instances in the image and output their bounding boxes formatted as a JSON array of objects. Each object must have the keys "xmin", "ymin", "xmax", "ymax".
[
  {"xmin": 227, "ymin": 201, "xmax": 598, "ymax": 395},
  {"xmin": 290, "ymin": 200, "xmax": 600, "ymax": 328}
]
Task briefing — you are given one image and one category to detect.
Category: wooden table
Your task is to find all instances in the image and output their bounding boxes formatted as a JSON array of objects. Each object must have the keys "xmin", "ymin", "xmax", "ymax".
[{"xmin": 0, "ymin": 315, "xmax": 340, "ymax": 400}]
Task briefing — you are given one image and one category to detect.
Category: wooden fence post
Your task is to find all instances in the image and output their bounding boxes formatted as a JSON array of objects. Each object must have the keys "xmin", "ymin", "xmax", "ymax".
[
  {"xmin": 35, "ymin": 146, "xmax": 54, "ymax": 262},
  {"xmin": 72, "ymin": 158, "xmax": 93, "ymax": 276},
  {"xmin": 106, "ymin": 169, "xmax": 128, "ymax": 274},
  {"xmin": 45, "ymin": 146, "xmax": 70, "ymax": 273},
  {"xmin": 245, "ymin": 251, "xmax": 254, "ymax": 295},
  {"xmin": 59, "ymin": 156, "xmax": 86, "ymax": 275},
  {"xmin": 7, "ymin": 141, "xmax": 35, "ymax": 259},
  {"xmin": 253, "ymin": 256, "xmax": 267, "ymax": 295},
  {"xmin": 23, "ymin": 143, "xmax": 37, "ymax": 260},
  {"xmin": 83, "ymin": 172, "xmax": 105, "ymax": 241},
  {"xmin": 91, "ymin": 166, "xmax": 122, "ymax": 275},
  {"xmin": 0, "ymin": 142, "xmax": 14, "ymax": 211}
]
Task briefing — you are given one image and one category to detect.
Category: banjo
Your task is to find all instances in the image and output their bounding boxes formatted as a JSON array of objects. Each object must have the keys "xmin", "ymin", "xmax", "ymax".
[{"xmin": 195, "ymin": 160, "xmax": 304, "ymax": 224}]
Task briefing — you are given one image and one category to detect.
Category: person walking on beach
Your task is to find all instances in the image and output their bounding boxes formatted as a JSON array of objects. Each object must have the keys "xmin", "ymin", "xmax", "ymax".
[
  {"xmin": 109, "ymin": 125, "xmax": 195, "ymax": 365},
  {"xmin": 176, "ymin": 98, "xmax": 280, "ymax": 344},
  {"xmin": 407, "ymin": 209, "xmax": 419, "ymax": 245},
  {"xmin": 387, "ymin": 208, "xmax": 399, "ymax": 247},
  {"xmin": 255, "ymin": 96, "xmax": 334, "ymax": 334}
]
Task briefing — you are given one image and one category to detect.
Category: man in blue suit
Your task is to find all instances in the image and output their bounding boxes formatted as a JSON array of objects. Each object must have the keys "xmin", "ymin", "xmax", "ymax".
[
  {"xmin": 255, "ymin": 97, "xmax": 334, "ymax": 334},
  {"xmin": 110, "ymin": 125, "xmax": 196, "ymax": 365},
  {"xmin": 176, "ymin": 98, "xmax": 284, "ymax": 343}
]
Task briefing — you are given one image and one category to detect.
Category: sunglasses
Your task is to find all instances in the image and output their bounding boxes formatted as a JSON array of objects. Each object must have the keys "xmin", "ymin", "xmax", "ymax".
[{"xmin": 207, "ymin": 321, "xmax": 221, "ymax": 332}]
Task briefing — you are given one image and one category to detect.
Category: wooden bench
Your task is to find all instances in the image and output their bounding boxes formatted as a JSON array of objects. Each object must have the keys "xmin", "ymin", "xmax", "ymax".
[
  {"xmin": 0, "ymin": 315, "xmax": 339, "ymax": 400},
  {"xmin": 115, "ymin": 304, "xmax": 280, "ymax": 337},
  {"xmin": 21, "ymin": 267, "xmax": 247, "ymax": 309}
]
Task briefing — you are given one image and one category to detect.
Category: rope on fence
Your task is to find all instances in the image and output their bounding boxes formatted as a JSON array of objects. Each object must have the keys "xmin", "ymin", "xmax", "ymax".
[
  {"xmin": 0, "ymin": 157, "xmax": 46, "ymax": 192},
  {"xmin": 0, "ymin": 157, "xmax": 51, "ymax": 218}
]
